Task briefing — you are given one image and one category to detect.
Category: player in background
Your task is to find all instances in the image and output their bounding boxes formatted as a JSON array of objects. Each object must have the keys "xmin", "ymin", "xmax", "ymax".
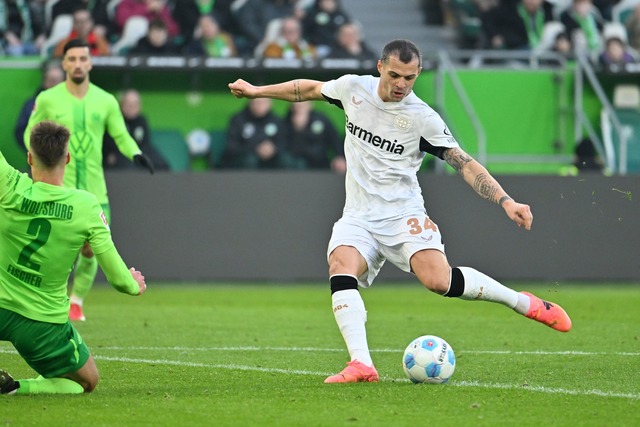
[
  {"xmin": 1, "ymin": 121, "xmax": 147, "ymax": 395},
  {"xmin": 24, "ymin": 39, "xmax": 154, "ymax": 322},
  {"xmin": 228, "ymin": 39, "xmax": 572, "ymax": 383}
]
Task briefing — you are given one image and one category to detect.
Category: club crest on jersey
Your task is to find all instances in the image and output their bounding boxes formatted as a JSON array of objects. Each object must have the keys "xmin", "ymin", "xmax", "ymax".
[{"xmin": 394, "ymin": 115, "xmax": 413, "ymax": 130}]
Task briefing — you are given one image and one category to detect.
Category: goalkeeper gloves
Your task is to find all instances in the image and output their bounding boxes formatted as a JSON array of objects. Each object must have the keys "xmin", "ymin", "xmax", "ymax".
[{"xmin": 133, "ymin": 153, "xmax": 155, "ymax": 174}]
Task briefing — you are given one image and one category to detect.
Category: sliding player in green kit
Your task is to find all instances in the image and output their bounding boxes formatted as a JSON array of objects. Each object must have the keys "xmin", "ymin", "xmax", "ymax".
[
  {"xmin": 1, "ymin": 121, "xmax": 147, "ymax": 395},
  {"xmin": 24, "ymin": 39, "xmax": 154, "ymax": 322}
]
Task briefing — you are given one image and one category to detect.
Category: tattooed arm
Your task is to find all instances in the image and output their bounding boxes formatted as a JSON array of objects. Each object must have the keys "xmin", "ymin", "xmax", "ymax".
[
  {"xmin": 228, "ymin": 79, "xmax": 325, "ymax": 102},
  {"xmin": 443, "ymin": 147, "xmax": 533, "ymax": 230}
]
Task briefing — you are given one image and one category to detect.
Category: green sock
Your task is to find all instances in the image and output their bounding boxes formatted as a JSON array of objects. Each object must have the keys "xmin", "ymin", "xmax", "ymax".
[
  {"xmin": 16, "ymin": 377, "xmax": 84, "ymax": 394},
  {"xmin": 70, "ymin": 255, "xmax": 98, "ymax": 301}
]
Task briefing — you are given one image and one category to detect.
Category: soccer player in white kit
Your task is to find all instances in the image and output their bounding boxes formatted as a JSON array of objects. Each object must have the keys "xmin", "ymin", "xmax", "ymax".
[{"xmin": 229, "ymin": 39, "xmax": 572, "ymax": 383}]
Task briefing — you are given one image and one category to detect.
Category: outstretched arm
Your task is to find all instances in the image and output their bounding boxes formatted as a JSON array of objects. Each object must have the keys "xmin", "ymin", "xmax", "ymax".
[
  {"xmin": 228, "ymin": 78, "xmax": 325, "ymax": 102},
  {"xmin": 95, "ymin": 246, "xmax": 147, "ymax": 295},
  {"xmin": 443, "ymin": 147, "xmax": 533, "ymax": 230}
]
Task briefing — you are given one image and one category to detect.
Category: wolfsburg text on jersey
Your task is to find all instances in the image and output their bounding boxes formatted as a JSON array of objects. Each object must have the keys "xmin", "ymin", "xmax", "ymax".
[
  {"xmin": 20, "ymin": 198, "xmax": 74, "ymax": 220},
  {"xmin": 346, "ymin": 114, "xmax": 405, "ymax": 154}
]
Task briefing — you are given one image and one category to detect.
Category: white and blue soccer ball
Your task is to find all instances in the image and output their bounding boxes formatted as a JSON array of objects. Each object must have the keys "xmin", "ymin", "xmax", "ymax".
[{"xmin": 402, "ymin": 335, "xmax": 456, "ymax": 384}]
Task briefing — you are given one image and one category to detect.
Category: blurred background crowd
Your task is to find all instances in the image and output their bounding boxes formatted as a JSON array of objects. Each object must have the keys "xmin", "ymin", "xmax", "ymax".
[
  {"xmin": 2, "ymin": 0, "xmax": 639, "ymax": 173},
  {"xmin": 0, "ymin": 0, "xmax": 637, "ymax": 63}
]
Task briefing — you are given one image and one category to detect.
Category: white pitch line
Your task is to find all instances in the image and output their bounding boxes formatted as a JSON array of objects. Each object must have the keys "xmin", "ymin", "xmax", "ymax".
[
  {"xmin": 1, "ymin": 349, "xmax": 638, "ymax": 400},
  {"xmin": 91, "ymin": 355, "xmax": 640, "ymax": 401}
]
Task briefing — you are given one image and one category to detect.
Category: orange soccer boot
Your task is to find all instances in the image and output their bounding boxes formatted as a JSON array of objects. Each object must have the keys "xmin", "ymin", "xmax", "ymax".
[
  {"xmin": 521, "ymin": 292, "xmax": 572, "ymax": 332},
  {"xmin": 324, "ymin": 360, "xmax": 379, "ymax": 384}
]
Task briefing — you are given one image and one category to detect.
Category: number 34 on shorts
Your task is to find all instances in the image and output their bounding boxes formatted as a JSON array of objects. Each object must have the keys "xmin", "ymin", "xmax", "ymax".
[{"xmin": 406, "ymin": 216, "xmax": 438, "ymax": 236}]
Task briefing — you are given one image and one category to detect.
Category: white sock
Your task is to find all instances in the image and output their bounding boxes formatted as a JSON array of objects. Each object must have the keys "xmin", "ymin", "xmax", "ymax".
[
  {"xmin": 331, "ymin": 289, "xmax": 373, "ymax": 366},
  {"xmin": 457, "ymin": 267, "xmax": 530, "ymax": 314},
  {"xmin": 69, "ymin": 295, "xmax": 83, "ymax": 306}
]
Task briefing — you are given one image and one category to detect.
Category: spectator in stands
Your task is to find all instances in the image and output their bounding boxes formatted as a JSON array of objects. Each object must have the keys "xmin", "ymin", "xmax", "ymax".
[
  {"xmin": 129, "ymin": 18, "xmax": 179, "ymax": 55},
  {"xmin": 103, "ymin": 89, "xmax": 168, "ymax": 171},
  {"xmin": 51, "ymin": 0, "xmax": 110, "ymax": 39},
  {"xmin": 115, "ymin": 0, "xmax": 179, "ymax": 38},
  {"xmin": 171, "ymin": 0, "xmax": 245, "ymax": 52},
  {"xmin": 222, "ymin": 98, "xmax": 288, "ymax": 169},
  {"xmin": 234, "ymin": 0, "xmax": 303, "ymax": 55},
  {"xmin": 625, "ymin": 5, "xmax": 640, "ymax": 52},
  {"xmin": 302, "ymin": 0, "xmax": 351, "ymax": 57},
  {"xmin": 598, "ymin": 36, "xmax": 637, "ymax": 67},
  {"xmin": 329, "ymin": 21, "xmax": 377, "ymax": 61},
  {"xmin": 14, "ymin": 62, "xmax": 64, "ymax": 152},
  {"xmin": 0, "ymin": 0, "xmax": 45, "ymax": 56},
  {"xmin": 481, "ymin": 0, "xmax": 554, "ymax": 50},
  {"xmin": 560, "ymin": 0, "xmax": 604, "ymax": 54},
  {"xmin": 592, "ymin": 0, "xmax": 618, "ymax": 21},
  {"xmin": 170, "ymin": 0, "xmax": 228, "ymax": 48},
  {"xmin": 283, "ymin": 101, "xmax": 346, "ymax": 172},
  {"xmin": 185, "ymin": 14, "xmax": 237, "ymax": 57},
  {"xmin": 573, "ymin": 138, "xmax": 603, "ymax": 172},
  {"xmin": 553, "ymin": 32, "xmax": 573, "ymax": 57},
  {"xmin": 53, "ymin": 7, "xmax": 110, "ymax": 57},
  {"xmin": 262, "ymin": 16, "xmax": 317, "ymax": 59}
]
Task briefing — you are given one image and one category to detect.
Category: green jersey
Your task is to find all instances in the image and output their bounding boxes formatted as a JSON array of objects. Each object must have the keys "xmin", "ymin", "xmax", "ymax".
[
  {"xmin": 24, "ymin": 82, "xmax": 141, "ymax": 205},
  {"xmin": 0, "ymin": 151, "xmax": 139, "ymax": 324}
]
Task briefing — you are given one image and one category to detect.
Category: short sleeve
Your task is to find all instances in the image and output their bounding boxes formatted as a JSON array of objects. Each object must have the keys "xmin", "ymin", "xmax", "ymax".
[
  {"xmin": 321, "ymin": 74, "xmax": 358, "ymax": 107},
  {"xmin": 418, "ymin": 111, "xmax": 460, "ymax": 153}
]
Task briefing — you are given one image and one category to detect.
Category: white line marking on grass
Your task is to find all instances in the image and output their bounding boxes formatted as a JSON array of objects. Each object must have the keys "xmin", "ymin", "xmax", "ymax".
[
  {"xmin": 93, "ymin": 355, "xmax": 640, "ymax": 400},
  {"xmin": 1, "ymin": 349, "xmax": 637, "ymax": 400},
  {"xmin": 450, "ymin": 381, "xmax": 640, "ymax": 400},
  {"xmin": 95, "ymin": 346, "xmax": 640, "ymax": 357},
  {"xmin": 95, "ymin": 355, "xmax": 329, "ymax": 376}
]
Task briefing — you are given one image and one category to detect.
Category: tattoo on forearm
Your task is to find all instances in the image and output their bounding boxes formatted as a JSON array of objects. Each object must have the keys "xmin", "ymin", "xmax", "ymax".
[
  {"xmin": 473, "ymin": 173, "xmax": 498, "ymax": 202},
  {"xmin": 443, "ymin": 148, "xmax": 472, "ymax": 174},
  {"xmin": 293, "ymin": 80, "xmax": 301, "ymax": 102}
]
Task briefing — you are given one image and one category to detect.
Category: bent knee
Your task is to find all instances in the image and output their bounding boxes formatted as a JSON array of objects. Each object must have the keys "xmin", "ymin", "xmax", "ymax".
[
  {"xmin": 83, "ymin": 378, "xmax": 98, "ymax": 393},
  {"xmin": 421, "ymin": 276, "xmax": 450, "ymax": 295}
]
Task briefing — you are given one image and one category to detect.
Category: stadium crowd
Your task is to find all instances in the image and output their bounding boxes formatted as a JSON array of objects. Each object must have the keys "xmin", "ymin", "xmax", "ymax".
[
  {"xmin": 0, "ymin": 0, "xmax": 377, "ymax": 60},
  {"xmin": 2, "ymin": 0, "xmax": 637, "ymax": 172},
  {"xmin": 446, "ymin": 0, "xmax": 640, "ymax": 64},
  {"xmin": 2, "ymin": 0, "xmax": 638, "ymax": 63}
]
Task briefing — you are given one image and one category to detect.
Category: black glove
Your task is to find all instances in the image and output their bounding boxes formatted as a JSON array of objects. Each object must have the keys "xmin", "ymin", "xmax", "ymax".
[{"xmin": 133, "ymin": 153, "xmax": 155, "ymax": 174}]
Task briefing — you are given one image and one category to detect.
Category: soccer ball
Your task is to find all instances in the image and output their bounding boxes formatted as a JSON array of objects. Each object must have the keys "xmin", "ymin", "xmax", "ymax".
[{"xmin": 402, "ymin": 335, "xmax": 456, "ymax": 384}]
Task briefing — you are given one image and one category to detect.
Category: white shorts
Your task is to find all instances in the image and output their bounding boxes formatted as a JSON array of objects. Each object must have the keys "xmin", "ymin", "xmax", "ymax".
[{"xmin": 327, "ymin": 212, "xmax": 446, "ymax": 288}]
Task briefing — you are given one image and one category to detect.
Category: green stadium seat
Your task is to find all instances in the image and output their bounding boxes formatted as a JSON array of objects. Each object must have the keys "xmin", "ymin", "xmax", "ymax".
[
  {"xmin": 209, "ymin": 130, "xmax": 227, "ymax": 169},
  {"xmin": 150, "ymin": 129, "xmax": 190, "ymax": 172}
]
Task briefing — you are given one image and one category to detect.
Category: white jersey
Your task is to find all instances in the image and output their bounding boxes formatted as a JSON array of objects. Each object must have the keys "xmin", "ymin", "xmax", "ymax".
[{"xmin": 321, "ymin": 74, "xmax": 459, "ymax": 221}]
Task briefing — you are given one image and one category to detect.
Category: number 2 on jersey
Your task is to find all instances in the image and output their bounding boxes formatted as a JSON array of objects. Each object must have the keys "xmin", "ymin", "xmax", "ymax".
[
  {"xmin": 407, "ymin": 216, "xmax": 438, "ymax": 235},
  {"xmin": 17, "ymin": 218, "xmax": 52, "ymax": 272}
]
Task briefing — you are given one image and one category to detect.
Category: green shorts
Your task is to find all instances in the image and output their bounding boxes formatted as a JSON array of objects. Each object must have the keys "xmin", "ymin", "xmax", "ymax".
[{"xmin": 0, "ymin": 308, "xmax": 90, "ymax": 378}]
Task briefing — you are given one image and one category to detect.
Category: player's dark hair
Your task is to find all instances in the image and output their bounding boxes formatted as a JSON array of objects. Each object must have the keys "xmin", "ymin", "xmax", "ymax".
[
  {"xmin": 63, "ymin": 38, "xmax": 91, "ymax": 56},
  {"xmin": 30, "ymin": 121, "xmax": 70, "ymax": 168},
  {"xmin": 72, "ymin": 4, "xmax": 90, "ymax": 15},
  {"xmin": 149, "ymin": 18, "xmax": 168, "ymax": 31},
  {"xmin": 380, "ymin": 39, "xmax": 422, "ymax": 66}
]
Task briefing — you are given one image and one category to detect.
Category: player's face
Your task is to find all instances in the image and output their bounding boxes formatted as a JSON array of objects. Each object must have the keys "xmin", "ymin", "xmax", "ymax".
[
  {"xmin": 63, "ymin": 47, "xmax": 92, "ymax": 85},
  {"xmin": 377, "ymin": 55, "xmax": 422, "ymax": 102}
]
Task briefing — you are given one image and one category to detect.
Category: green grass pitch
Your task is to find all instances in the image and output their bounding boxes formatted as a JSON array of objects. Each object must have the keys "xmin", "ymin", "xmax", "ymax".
[{"xmin": 1, "ymin": 283, "xmax": 638, "ymax": 426}]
